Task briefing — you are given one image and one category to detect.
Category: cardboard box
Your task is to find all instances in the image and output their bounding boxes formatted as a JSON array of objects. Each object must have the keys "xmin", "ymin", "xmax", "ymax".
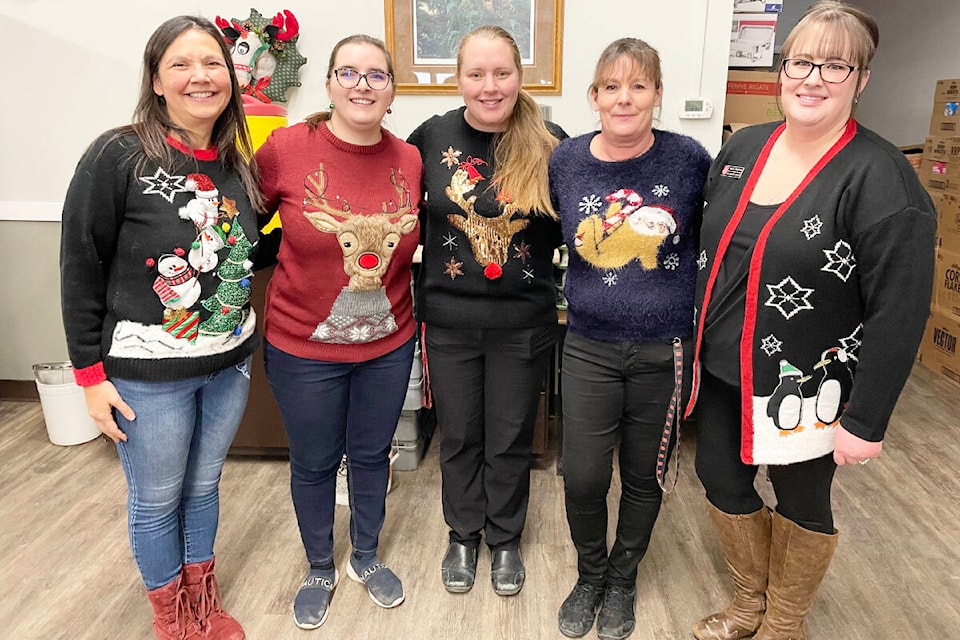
[
  {"xmin": 929, "ymin": 100, "xmax": 960, "ymax": 136},
  {"xmin": 919, "ymin": 158, "xmax": 960, "ymax": 193},
  {"xmin": 935, "ymin": 78, "xmax": 960, "ymax": 101},
  {"xmin": 923, "ymin": 136, "xmax": 960, "ymax": 162},
  {"xmin": 729, "ymin": 13, "xmax": 778, "ymax": 67},
  {"xmin": 933, "ymin": 250, "xmax": 960, "ymax": 321},
  {"xmin": 917, "ymin": 311, "xmax": 960, "ymax": 389},
  {"xmin": 938, "ymin": 192, "xmax": 960, "ymax": 256},
  {"xmin": 724, "ymin": 70, "xmax": 780, "ymax": 126}
]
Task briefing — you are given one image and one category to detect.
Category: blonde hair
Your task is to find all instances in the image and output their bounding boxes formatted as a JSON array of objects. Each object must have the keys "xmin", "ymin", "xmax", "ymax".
[
  {"xmin": 778, "ymin": 0, "xmax": 879, "ymax": 115},
  {"xmin": 589, "ymin": 37, "xmax": 663, "ymax": 95},
  {"xmin": 457, "ymin": 26, "xmax": 559, "ymax": 218}
]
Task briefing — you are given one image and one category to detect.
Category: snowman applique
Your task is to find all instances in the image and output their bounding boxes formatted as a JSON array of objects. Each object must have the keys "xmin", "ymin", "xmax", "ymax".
[
  {"xmin": 151, "ymin": 253, "xmax": 201, "ymax": 309},
  {"xmin": 179, "ymin": 173, "xmax": 225, "ymax": 272}
]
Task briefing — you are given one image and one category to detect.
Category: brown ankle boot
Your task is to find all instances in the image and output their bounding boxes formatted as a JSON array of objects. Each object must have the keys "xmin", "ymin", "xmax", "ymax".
[
  {"xmin": 692, "ymin": 505, "xmax": 771, "ymax": 640},
  {"xmin": 753, "ymin": 512, "xmax": 838, "ymax": 640},
  {"xmin": 182, "ymin": 557, "xmax": 245, "ymax": 640},
  {"xmin": 147, "ymin": 574, "xmax": 202, "ymax": 640}
]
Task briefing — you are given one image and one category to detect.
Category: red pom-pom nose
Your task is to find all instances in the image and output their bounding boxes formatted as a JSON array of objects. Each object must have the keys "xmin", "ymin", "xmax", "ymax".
[{"xmin": 358, "ymin": 253, "xmax": 380, "ymax": 270}]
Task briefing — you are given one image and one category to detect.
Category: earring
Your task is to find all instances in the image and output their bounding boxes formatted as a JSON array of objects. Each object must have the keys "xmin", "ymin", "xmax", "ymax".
[
  {"xmin": 158, "ymin": 95, "xmax": 166, "ymax": 105},
  {"xmin": 329, "ymin": 102, "xmax": 334, "ymax": 110},
  {"xmin": 387, "ymin": 106, "xmax": 393, "ymax": 114}
]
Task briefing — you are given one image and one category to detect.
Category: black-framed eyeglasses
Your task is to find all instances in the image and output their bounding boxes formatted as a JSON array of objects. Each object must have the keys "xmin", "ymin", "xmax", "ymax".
[
  {"xmin": 333, "ymin": 68, "xmax": 393, "ymax": 90},
  {"xmin": 781, "ymin": 58, "xmax": 857, "ymax": 84}
]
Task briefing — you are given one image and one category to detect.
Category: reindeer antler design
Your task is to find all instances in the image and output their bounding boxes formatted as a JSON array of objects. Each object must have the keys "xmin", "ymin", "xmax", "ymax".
[
  {"xmin": 445, "ymin": 168, "xmax": 529, "ymax": 267},
  {"xmin": 303, "ymin": 164, "xmax": 418, "ymax": 292}
]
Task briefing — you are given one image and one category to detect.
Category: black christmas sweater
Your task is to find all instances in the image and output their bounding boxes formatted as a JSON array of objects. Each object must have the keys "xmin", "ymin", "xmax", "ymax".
[
  {"xmin": 407, "ymin": 107, "xmax": 567, "ymax": 329},
  {"xmin": 549, "ymin": 130, "xmax": 711, "ymax": 344},
  {"xmin": 61, "ymin": 131, "xmax": 260, "ymax": 385},
  {"xmin": 687, "ymin": 119, "xmax": 936, "ymax": 465}
]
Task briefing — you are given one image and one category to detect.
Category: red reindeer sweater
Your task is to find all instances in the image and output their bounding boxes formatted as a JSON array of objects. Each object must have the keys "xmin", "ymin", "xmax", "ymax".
[{"xmin": 255, "ymin": 122, "xmax": 422, "ymax": 362}]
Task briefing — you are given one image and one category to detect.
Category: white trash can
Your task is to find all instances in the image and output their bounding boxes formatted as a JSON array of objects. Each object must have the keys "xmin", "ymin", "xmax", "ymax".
[{"xmin": 33, "ymin": 362, "xmax": 101, "ymax": 446}]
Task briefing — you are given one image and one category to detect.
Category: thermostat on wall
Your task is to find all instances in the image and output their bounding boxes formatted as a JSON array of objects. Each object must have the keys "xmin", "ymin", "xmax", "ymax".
[{"xmin": 679, "ymin": 98, "xmax": 714, "ymax": 119}]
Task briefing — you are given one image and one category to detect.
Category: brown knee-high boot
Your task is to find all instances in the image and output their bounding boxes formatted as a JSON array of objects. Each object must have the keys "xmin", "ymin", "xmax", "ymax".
[
  {"xmin": 692, "ymin": 504, "xmax": 771, "ymax": 640},
  {"xmin": 753, "ymin": 512, "xmax": 838, "ymax": 640}
]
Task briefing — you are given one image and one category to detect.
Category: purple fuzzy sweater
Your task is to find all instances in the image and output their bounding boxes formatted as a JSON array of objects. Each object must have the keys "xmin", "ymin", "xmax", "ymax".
[{"xmin": 549, "ymin": 130, "xmax": 711, "ymax": 343}]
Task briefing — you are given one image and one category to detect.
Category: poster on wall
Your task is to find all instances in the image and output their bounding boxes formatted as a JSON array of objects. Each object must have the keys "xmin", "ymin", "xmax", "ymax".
[{"xmin": 729, "ymin": 12, "xmax": 778, "ymax": 68}]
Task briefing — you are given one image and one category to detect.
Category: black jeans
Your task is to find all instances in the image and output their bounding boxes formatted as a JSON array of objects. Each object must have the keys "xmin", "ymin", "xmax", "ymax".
[
  {"xmin": 425, "ymin": 324, "xmax": 555, "ymax": 549},
  {"xmin": 561, "ymin": 331, "xmax": 689, "ymax": 588},
  {"xmin": 694, "ymin": 367, "xmax": 837, "ymax": 534}
]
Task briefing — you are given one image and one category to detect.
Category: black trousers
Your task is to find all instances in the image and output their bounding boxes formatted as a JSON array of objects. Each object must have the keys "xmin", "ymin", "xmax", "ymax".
[
  {"xmin": 694, "ymin": 367, "xmax": 837, "ymax": 534},
  {"xmin": 561, "ymin": 331, "xmax": 689, "ymax": 588},
  {"xmin": 425, "ymin": 324, "xmax": 555, "ymax": 549}
]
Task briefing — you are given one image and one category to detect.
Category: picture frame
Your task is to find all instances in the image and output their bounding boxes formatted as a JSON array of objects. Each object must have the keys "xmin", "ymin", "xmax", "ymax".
[{"xmin": 384, "ymin": 0, "xmax": 563, "ymax": 95}]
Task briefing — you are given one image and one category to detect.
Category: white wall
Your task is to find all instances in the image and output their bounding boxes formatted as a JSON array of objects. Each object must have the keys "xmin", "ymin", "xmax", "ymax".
[{"xmin": 855, "ymin": 0, "xmax": 960, "ymax": 146}]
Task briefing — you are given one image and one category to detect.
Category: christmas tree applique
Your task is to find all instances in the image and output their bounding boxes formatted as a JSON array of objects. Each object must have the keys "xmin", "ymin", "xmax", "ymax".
[{"xmin": 198, "ymin": 219, "xmax": 254, "ymax": 337}]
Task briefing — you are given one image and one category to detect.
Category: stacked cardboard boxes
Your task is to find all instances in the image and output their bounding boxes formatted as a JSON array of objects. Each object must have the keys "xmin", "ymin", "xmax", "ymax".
[{"xmin": 917, "ymin": 79, "xmax": 960, "ymax": 388}]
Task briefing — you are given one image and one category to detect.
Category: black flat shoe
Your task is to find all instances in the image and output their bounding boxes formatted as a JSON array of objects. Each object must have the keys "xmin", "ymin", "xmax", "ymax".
[
  {"xmin": 490, "ymin": 547, "xmax": 525, "ymax": 596},
  {"xmin": 441, "ymin": 542, "xmax": 477, "ymax": 593}
]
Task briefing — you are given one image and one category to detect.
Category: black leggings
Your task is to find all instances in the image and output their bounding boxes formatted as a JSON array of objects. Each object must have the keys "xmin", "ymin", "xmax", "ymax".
[{"xmin": 694, "ymin": 368, "xmax": 837, "ymax": 534}]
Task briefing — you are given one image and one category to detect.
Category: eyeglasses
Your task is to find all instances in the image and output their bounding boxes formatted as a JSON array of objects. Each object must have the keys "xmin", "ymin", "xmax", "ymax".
[
  {"xmin": 333, "ymin": 68, "xmax": 392, "ymax": 90},
  {"xmin": 781, "ymin": 59, "xmax": 857, "ymax": 84}
]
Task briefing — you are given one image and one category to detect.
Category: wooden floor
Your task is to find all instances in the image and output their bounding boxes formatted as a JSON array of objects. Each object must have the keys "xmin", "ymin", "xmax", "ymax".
[{"xmin": 2, "ymin": 363, "xmax": 959, "ymax": 640}]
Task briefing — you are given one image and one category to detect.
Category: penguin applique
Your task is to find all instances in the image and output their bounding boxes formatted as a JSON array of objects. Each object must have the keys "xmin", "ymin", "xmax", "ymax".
[
  {"xmin": 766, "ymin": 359, "xmax": 811, "ymax": 435},
  {"xmin": 813, "ymin": 347, "xmax": 855, "ymax": 428}
]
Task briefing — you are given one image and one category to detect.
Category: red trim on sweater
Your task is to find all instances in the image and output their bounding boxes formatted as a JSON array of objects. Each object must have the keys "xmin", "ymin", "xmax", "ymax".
[
  {"xmin": 73, "ymin": 361, "xmax": 107, "ymax": 387},
  {"xmin": 165, "ymin": 135, "xmax": 218, "ymax": 161},
  {"xmin": 689, "ymin": 119, "xmax": 858, "ymax": 463}
]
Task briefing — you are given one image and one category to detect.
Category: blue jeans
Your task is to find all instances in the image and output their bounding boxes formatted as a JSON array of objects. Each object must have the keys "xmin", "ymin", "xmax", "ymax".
[
  {"xmin": 264, "ymin": 337, "xmax": 414, "ymax": 565},
  {"xmin": 112, "ymin": 358, "xmax": 252, "ymax": 590}
]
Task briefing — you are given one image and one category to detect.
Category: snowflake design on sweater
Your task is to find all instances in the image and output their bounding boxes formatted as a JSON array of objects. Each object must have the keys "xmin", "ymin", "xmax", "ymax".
[
  {"xmin": 522, "ymin": 268, "xmax": 535, "ymax": 282},
  {"xmin": 764, "ymin": 276, "xmax": 814, "ymax": 320},
  {"xmin": 760, "ymin": 334, "xmax": 783, "ymax": 357},
  {"xmin": 821, "ymin": 240, "xmax": 856, "ymax": 282},
  {"xmin": 513, "ymin": 240, "xmax": 531, "ymax": 263},
  {"xmin": 444, "ymin": 257, "xmax": 464, "ymax": 280},
  {"xmin": 663, "ymin": 253, "xmax": 680, "ymax": 270},
  {"xmin": 602, "ymin": 271, "xmax": 618, "ymax": 287},
  {"xmin": 840, "ymin": 323, "xmax": 863, "ymax": 354},
  {"xmin": 578, "ymin": 194, "xmax": 603, "ymax": 215},
  {"xmin": 801, "ymin": 215, "xmax": 823, "ymax": 240},
  {"xmin": 442, "ymin": 233, "xmax": 458, "ymax": 250},
  {"xmin": 441, "ymin": 146, "xmax": 462, "ymax": 168},
  {"xmin": 697, "ymin": 250, "xmax": 708, "ymax": 270},
  {"xmin": 652, "ymin": 184, "xmax": 670, "ymax": 198},
  {"xmin": 140, "ymin": 168, "xmax": 188, "ymax": 203}
]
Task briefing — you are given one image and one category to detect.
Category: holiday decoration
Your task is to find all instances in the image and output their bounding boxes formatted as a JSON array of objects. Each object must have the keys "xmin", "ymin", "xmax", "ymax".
[
  {"xmin": 215, "ymin": 8, "xmax": 307, "ymax": 104},
  {"xmin": 198, "ymin": 219, "xmax": 255, "ymax": 337}
]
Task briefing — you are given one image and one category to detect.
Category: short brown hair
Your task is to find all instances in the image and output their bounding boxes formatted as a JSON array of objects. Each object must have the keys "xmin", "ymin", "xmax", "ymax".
[{"xmin": 305, "ymin": 34, "xmax": 396, "ymax": 129}]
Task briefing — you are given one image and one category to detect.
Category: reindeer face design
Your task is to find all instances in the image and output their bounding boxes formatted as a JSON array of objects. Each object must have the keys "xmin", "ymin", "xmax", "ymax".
[{"xmin": 303, "ymin": 164, "xmax": 418, "ymax": 292}]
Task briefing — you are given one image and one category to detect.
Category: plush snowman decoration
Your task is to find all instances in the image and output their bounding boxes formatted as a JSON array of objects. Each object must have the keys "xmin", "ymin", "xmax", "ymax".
[
  {"xmin": 189, "ymin": 225, "xmax": 226, "ymax": 273},
  {"xmin": 179, "ymin": 174, "xmax": 221, "ymax": 230},
  {"xmin": 152, "ymin": 254, "xmax": 201, "ymax": 309}
]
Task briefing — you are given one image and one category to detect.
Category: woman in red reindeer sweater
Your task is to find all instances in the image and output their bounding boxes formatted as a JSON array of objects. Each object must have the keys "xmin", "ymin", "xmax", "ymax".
[{"xmin": 254, "ymin": 34, "xmax": 422, "ymax": 629}]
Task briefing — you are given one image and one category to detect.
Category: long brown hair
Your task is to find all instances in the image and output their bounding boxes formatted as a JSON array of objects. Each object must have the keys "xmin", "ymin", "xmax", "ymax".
[
  {"xmin": 457, "ymin": 26, "xmax": 559, "ymax": 219},
  {"xmin": 120, "ymin": 15, "xmax": 262, "ymax": 211},
  {"xmin": 305, "ymin": 34, "xmax": 396, "ymax": 129}
]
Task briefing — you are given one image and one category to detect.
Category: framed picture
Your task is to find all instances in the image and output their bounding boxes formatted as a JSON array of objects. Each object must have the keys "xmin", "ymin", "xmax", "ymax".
[{"xmin": 384, "ymin": 0, "xmax": 563, "ymax": 95}]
